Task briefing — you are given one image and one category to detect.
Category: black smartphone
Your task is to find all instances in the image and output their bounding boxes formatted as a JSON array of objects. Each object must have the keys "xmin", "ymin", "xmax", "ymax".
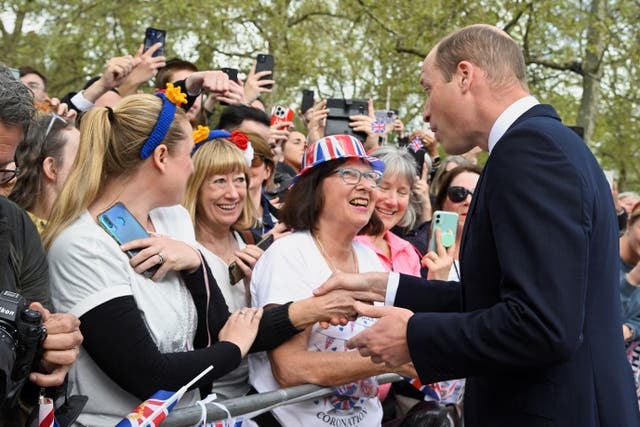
[
  {"xmin": 144, "ymin": 27, "xmax": 166, "ymax": 58},
  {"xmin": 228, "ymin": 234, "xmax": 275, "ymax": 284},
  {"xmin": 255, "ymin": 54, "xmax": 274, "ymax": 90},
  {"xmin": 97, "ymin": 202, "xmax": 159, "ymax": 276},
  {"xmin": 325, "ymin": 98, "xmax": 369, "ymax": 142},
  {"xmin": 301, "ymin": 89, "xmax": 315, "ymax": 114},
  {"xmin": 221, "ymin": 67, "xmax": 238, "ymax": 83}
]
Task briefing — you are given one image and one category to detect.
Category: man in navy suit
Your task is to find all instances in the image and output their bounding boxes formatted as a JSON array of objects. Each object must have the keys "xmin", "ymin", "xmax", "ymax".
[{"xmin": 315, "ymin": 24, "xmax": 640, "ymax": 426}]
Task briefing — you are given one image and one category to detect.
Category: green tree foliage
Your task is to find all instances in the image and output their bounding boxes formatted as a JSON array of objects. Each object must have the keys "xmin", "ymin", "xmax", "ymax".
[{"xmin": 2, "ymin": 0, "xmax": 638, "ymax": 189}]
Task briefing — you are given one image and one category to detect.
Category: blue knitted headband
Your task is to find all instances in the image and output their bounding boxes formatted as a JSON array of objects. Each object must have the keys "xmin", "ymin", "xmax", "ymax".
[{"xmin": 140, "ymin": 83, "xmax": 187, "ymax": 159}]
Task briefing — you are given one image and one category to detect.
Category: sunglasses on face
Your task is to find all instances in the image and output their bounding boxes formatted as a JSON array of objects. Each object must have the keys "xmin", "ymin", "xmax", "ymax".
[{"xmin": 447, "ymin": 186, "xmax": 474, "ymax": 203}]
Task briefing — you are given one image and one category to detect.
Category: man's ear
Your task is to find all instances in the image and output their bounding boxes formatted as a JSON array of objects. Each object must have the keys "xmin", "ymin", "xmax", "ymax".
[
  {"xmin": 151, "ymin": 144, "xmax": 169, "ymax": 172},
  {"xmin": 457, "ymin": 60, "xmax": 474, "ymax": 92},
  {"xmin": 42, "ymin": 156, "xmax": 57, "ymax": 182}
]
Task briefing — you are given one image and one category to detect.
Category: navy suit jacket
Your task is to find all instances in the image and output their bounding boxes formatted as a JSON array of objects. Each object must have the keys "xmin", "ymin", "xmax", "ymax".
[{"xmin": 395, "ymin": 105, "xmax": 640, "ymax": 426}]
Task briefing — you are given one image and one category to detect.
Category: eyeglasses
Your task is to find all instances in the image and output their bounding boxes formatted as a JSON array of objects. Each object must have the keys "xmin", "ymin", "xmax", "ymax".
[
  {"xmin": 251, "ymin": 155, "xmax": 265, "ymax": 168},
  {"xmin": 447, "ymin": 186, "xmax": 474, "ymax": 203},
  {"xmin": 330, "ymin": 168, "xmax": 382, "ymax": 188},
  {"xmin": 0, "ymin": 166, "xmax": 19, "ymax": 185},
  {"xmin": 44, "ymin": 113, "xmax": 68, "ymax": 139}
]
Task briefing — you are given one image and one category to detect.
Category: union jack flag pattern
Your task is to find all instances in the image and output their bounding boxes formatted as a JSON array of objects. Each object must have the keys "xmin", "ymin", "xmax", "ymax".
[
  {"xmin": 38, "ymin": 397, "xmax": 60, "ymax": 427},
  {"xmin": 116, "ymin": 390, "xmax": 179, "ymax": 427},
  {"xmin": 409, "ymin": 136, "xmax": 423, "ymax": 153},
  {"xmin": 298, "ymin": 134, "xmax": 385, "ymax": 181},
  {"xmin": 371, "ymin": 120, "xmax": 386, "ymax": 134}
]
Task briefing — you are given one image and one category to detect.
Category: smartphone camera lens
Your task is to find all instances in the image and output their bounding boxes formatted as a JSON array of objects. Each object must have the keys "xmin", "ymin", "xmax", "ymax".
[{"xmin": 102, "ymin": 216, "xmax": 115, "ymax": 229}]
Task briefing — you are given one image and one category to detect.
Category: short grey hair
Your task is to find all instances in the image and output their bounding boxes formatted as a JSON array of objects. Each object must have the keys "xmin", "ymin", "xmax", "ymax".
[
  {"xmin": 0, "ymin": 64, "xmax": 36, "ymax": 133},
  {"xmin": 371, "ymin": 145, "xmax": 418, "ymax": 228}
]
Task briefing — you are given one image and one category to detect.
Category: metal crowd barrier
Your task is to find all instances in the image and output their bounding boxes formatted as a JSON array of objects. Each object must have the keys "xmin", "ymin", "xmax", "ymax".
[{"xmin": 161, "ymin": 373, "xmax": 403, "ymax": 426}]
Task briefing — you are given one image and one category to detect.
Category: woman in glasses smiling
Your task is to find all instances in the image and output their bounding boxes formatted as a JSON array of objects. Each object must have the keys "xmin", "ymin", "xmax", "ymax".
[{"xmin": 248, "ymin": 135, "xmax": 417, "ymax": 427}]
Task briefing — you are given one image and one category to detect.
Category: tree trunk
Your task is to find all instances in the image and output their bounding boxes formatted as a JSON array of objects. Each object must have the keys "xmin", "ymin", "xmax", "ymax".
[{"xmin": 576, "ymin": 0, "xmax": 606, "ymax": 144}]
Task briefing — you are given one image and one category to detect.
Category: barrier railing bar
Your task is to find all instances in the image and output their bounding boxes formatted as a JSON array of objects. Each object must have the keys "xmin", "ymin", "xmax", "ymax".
[{"xmin": 162, "ymin": 373, "xmax": 403, "ymax": 426}]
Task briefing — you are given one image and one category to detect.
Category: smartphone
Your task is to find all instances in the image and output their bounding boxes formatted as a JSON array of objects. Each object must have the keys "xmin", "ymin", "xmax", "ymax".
[
  {"xmin": 143, "ymin": 27, "xmax": 166, "ymax": 58},
  {"xmin": 375, "ymin": 110, "xmax": 396, "ymax": 125},
  {"xmin": 270, "ymin": 105, "xmax": 294, "ymax": 129},
  {"xmin": 97, "ymin": 202, "xmax": 159, "ymax": 276},
  {"xmin": 428, "ymin": 211, "xmax": 459, "ymax": 253},
  {"xmin": 255, "ymin": 54, "xmax": 274, "ymax": 89},
  {"xmin": 229, "ymin": 234, "xmax": 275, "ymax": 284},
  {"xmin": 325, "ymin": 98, "xmax": 368, "ymax": 142},
  {"xmin": 221, "ymin": 67, "xmax": 238, "ymax": 83},
  {"xmin": 300, "ymin": 89, "xmax": 315, "ymax": 114}
]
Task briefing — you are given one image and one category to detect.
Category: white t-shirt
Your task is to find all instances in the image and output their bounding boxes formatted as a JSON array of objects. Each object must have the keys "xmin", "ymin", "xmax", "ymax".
[
  {"xmin": 49, "ymin": 205, "xmax": 199, "ymax": 427},
  {"xmin": 249, "ymin": 231, "xmax": 385, "ymax": 427},
  {"xmin": 196, "ymin": 231, "xmax": 251, "ymax": 400}
]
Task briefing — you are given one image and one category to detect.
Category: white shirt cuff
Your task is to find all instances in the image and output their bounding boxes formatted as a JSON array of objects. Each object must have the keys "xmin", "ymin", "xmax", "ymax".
[
  {"xmin": 70, "ymin": 90, "xmax": 95, "ymax": 112},
  {"xmin": 385, "ymin": 272, "xmax": 400, "ymax": 306}
]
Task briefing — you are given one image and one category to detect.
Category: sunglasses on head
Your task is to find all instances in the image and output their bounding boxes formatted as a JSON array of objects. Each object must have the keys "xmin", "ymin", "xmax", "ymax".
[{"xmin": 447, "ymin": 186, "xmax": 473, "ymax": 203}]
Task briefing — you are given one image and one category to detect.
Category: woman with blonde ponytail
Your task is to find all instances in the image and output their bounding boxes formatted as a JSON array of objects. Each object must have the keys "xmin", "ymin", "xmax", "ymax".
[{"xmin": 45, "ymin": 82, "xmax": 361, "ymax": 426}]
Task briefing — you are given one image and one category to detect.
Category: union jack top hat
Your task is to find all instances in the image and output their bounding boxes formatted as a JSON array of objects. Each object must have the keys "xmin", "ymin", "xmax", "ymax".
[{"xmin": 293, "ymin": 134, "xmax": 385, "ymax": 184}]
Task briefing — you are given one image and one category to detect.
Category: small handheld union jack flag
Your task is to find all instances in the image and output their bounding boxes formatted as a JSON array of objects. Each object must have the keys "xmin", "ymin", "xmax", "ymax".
[
  {"xmin": 409, "ymin": 136, "xmax": 423, "ymax": 153},
  {"xmin": 371, "ymin": 120, "xmax": 386, "ymax": 134}
]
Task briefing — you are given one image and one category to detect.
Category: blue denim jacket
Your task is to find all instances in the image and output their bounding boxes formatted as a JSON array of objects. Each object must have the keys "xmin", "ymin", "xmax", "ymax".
[{"xmin": 620, "ymin": 257, "xmax": 640, "ymax": 341}]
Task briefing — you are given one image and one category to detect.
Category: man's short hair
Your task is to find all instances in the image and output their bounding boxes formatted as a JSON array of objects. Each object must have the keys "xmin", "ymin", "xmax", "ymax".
[
  {"xmin": 216, "ymin": 105, "xmax": 270, "ymax": 130},
  {"xmin": 155, "ymin": 58, "xmax": 198, "ymax": 89},
  {"xmin": 0, "ymin": 65, "xmax": 36, "ymax": 132},
  {"xmin": 435, "ymin": 24, "xmax": 527, "ymax": 90},
  {"xmin": 19, "ymin": 65, "xmax": 48, "ymax": 90}
]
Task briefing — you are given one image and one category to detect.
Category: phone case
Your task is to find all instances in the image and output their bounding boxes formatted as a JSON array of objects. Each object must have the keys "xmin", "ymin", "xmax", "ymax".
[
  {"xmin": 255, "ymin": 54, "xmax": 274, "ymax": 89},
  {"xmin": 301, "ymin": 90, "xmax": 315, "ymax": 114},
  {"xmin": 221, "ymin": 67, "xmax": 238, "ymax": 83},
  {"xmin": 97, "ymin": 202, "xmax": 150, "ymax": 258},
  {"xmin": 144, "ymin": 27, "xmax": 166, "ymax": 58},
  {"xmin": 325, "ymin": 98, "xmax": 368, "ymax": 142},
  {"xmin": 270, "ymin": 105, "xmax": 294, "ymax": 127},
  {"xmin": 428, "ymin": 211, "xmax": 459, "ymax": 252}
]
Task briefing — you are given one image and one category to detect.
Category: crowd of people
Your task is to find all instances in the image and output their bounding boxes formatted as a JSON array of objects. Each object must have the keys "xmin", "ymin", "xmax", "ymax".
[{"xmin": 1, "ymin": 23, "xmax": 639, "ymax": 427}]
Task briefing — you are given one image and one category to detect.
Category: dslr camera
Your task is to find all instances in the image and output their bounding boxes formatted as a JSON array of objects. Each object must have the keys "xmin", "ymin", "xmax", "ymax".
[{"xmin": 0, "ymin": 290, "xmax": 47, "ymax": 408}]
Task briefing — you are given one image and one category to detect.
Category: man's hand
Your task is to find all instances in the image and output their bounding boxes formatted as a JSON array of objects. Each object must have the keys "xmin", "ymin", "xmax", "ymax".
[
  {"xmin": 347, "ymin": 302, "xmax": 413, "ymax": 367},
  {"xmin": 313, "ymin": 271, "xmax": 389, "ymax": 303},
  {"xmin": 28, "ymin": 303, "xmax": 82, "ymax": 387}
]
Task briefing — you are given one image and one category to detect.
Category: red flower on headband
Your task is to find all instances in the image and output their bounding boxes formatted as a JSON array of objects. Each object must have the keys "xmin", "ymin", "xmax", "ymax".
[{"xmin": 229, "ymin": 130, "xmax": 249, "ymax": 151}]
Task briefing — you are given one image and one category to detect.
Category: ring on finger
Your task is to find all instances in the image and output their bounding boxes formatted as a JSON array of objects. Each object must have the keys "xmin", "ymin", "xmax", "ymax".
[{"xmin": 157, "ymin": 252, "xmax": 165, "ymax": 265}]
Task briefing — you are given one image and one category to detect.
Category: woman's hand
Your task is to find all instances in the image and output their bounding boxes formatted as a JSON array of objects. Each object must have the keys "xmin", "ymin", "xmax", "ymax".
[
  {"xmin": 422, "ymin": 228, "xmax": 455, "ymax": 280},
  {"xmin": 243, "ymin": 60, "xmax": 274, "ymax": 104},
  {"xmin": 121, "ymin": 235, "xmax": 201, "ymax": 281},
  {"xmin": 305, "ymin": 99, "xmax": 329, "ymax": 144},
  {"xmin": 349, "ymin": 98, "xmax": 380, "ymax": 151},
  {"xmin": 392, "ymin": 362, "xmax": 418, "ymax": 378},
  {"xmin": 219, "ymin": 307, "xmax": 263, "ymax": 357},
  {"xmin": 233, "ymin": 244, "xmax": 265, "ymax": 284}
]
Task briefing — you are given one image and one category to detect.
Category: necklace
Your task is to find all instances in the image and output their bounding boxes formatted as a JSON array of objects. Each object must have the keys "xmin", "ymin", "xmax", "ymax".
[{"xmin": 312, "ymin": 233, "xmax": 359, "ymax": 274}]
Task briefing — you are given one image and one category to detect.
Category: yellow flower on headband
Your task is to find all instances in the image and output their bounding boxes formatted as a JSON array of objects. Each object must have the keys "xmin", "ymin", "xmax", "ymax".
[
  {"xmin": 193, "ymin": 125, "xmax": 210, "ymax": 145},
  {"xmin": 165, "ymin": 83, "xmax": 188, "ymax": 106}
]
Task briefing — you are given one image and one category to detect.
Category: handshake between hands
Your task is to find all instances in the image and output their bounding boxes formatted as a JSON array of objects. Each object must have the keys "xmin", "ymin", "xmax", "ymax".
[{"xmin": 311, "ymin": 271, "xmax": 415, "ymax": 369}]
